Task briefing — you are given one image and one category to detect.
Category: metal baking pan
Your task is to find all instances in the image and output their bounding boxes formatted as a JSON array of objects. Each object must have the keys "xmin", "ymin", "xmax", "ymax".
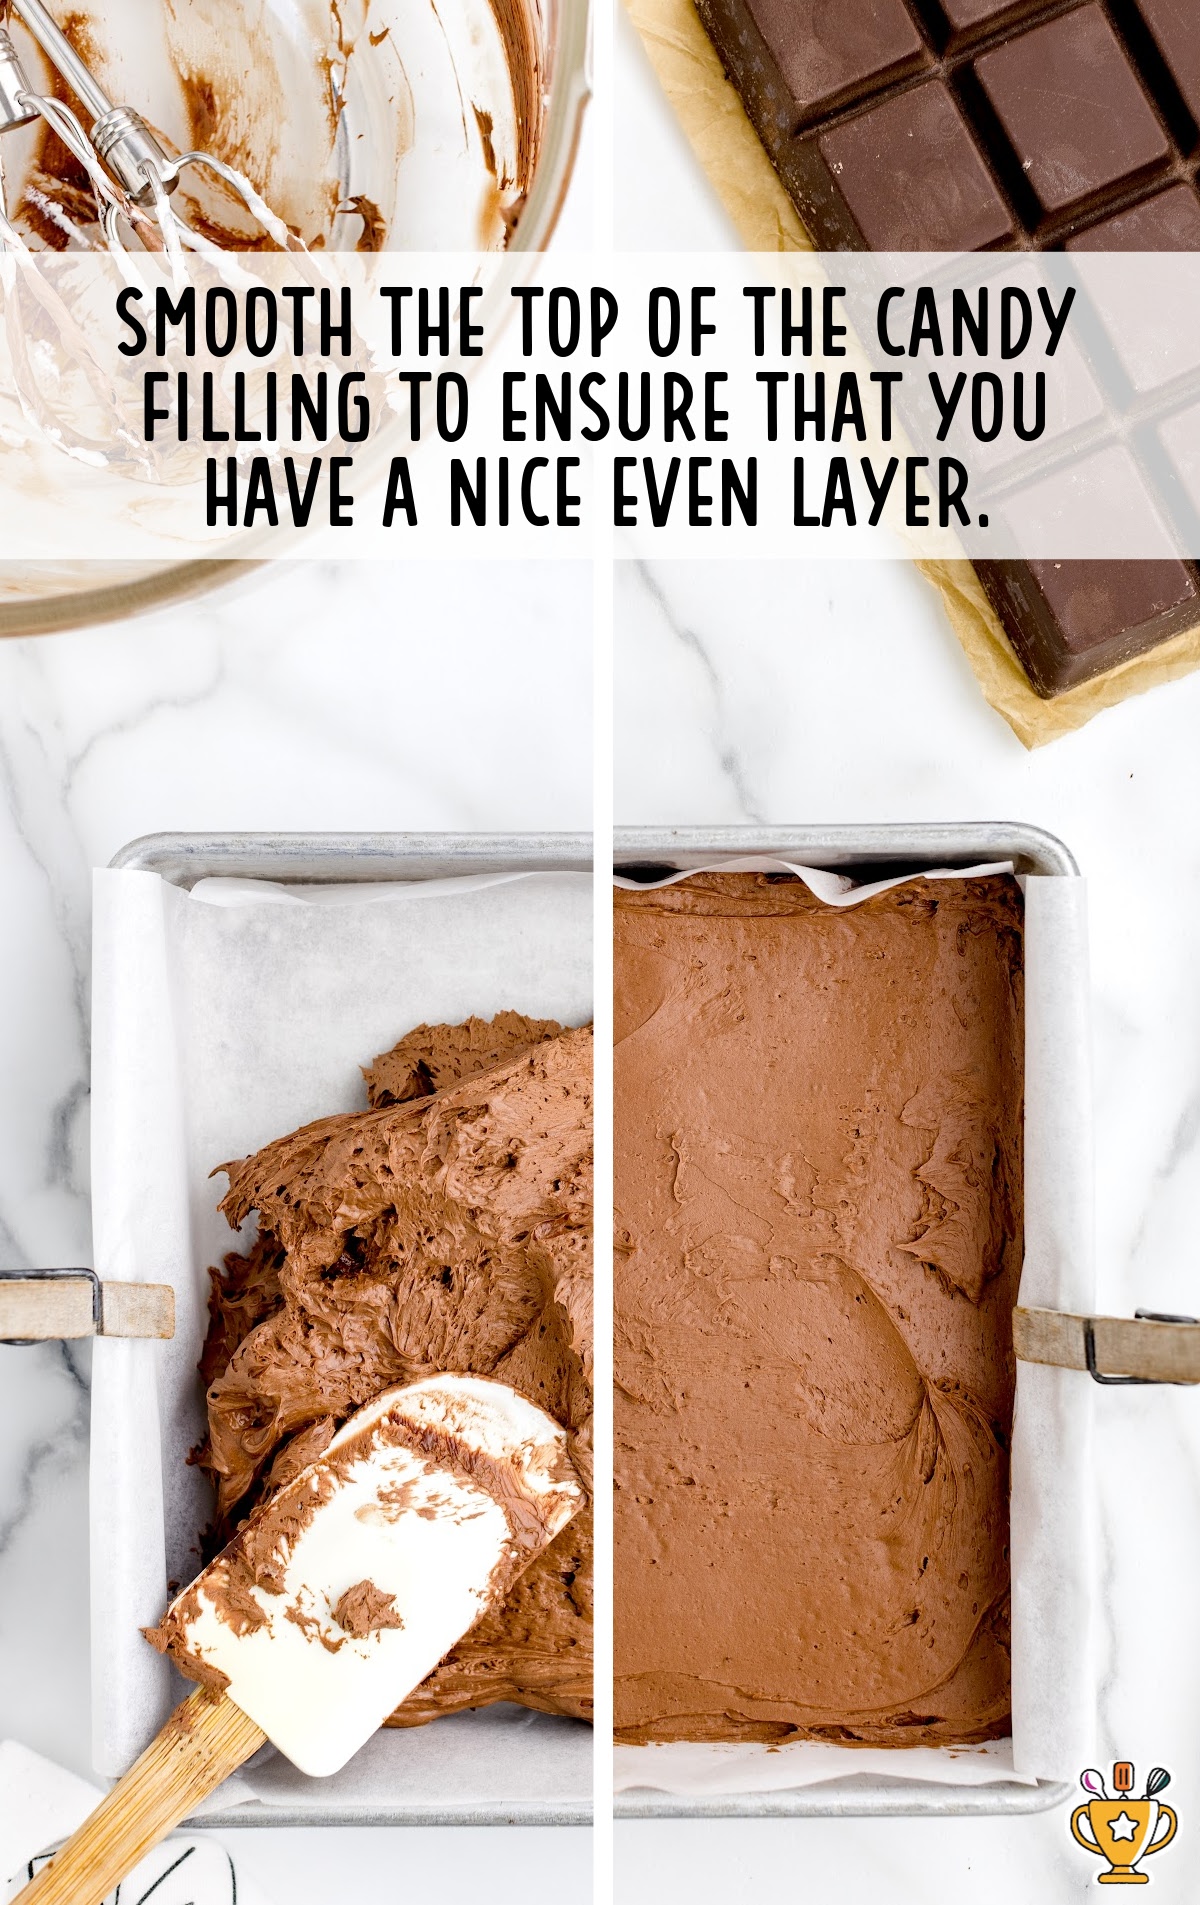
[
  {"xmin": 613, "ymin": 820, "xmax": 1078, "ymax": 883},
  {"xmin": 612, "ymin": 820, "xmax": 1076, "ymax": 1821},
  {"xmin": 111, "ymin": 830, "xmax": 594, "ymax": 883},
  {"xmin": 104, "ymin": 831, "xmax": 594, "ymax": 1829}
]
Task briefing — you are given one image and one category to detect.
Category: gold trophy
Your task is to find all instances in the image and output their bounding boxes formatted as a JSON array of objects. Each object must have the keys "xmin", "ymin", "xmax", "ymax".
[{"xmin": 1071, "ymin": 1763, "xmax": 1176, "ymax": 1884}]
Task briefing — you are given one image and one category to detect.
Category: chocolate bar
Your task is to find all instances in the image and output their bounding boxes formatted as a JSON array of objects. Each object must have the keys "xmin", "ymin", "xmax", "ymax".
[
  {"xmin": 974, "ymin": 555, "xmax": 1199, "ymax": 694},
  {"xmin": 697, "ymin": 0, "xmax": 1200, "ymax": 696}
]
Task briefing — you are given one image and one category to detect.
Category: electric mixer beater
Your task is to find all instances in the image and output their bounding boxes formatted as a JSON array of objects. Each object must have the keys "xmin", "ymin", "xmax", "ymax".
[{"xmin": 0, "ymin": 0, "xmax": 298, "ymax": 254}]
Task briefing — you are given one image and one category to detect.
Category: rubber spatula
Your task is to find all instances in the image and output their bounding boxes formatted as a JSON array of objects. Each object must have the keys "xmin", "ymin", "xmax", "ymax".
[{"xmin": 14, "ymin": 1374, "xmax": 583, "ymax": 1905}]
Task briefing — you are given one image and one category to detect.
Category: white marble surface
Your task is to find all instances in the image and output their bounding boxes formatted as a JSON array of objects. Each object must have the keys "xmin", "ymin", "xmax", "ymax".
[
  {"xmin": 614, "ymin": 555, "xmax": 1200, "ymax": 1902},
  {"xmin": 0, "ymin": 559, "xmax": 592, "ymax": 1901}
]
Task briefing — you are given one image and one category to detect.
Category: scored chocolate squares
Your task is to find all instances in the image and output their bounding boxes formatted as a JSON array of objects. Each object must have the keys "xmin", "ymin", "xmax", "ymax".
[
  {"xmin": 696, "ymin": 0, "xmax": 1200, "ymax": 695},
  {"xmin": 702, "ymin": 0, "xmax": 1196, "ymax": 251}
]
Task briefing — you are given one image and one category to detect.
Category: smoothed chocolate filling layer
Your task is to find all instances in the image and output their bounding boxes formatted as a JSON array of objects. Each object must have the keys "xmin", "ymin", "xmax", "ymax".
[{"xmin": 614, "ymin": 873, "xmax": 1023, "ymax": 1746}]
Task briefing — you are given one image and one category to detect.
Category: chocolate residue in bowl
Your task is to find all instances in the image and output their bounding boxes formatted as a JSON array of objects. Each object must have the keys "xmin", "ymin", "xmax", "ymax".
[
  {"xmin": 13, "ymin": 10, "xmax": 107, "ymax": 249},
  {"xmin": 484, "ymin": 0, "xmax": 539, "ymax": 195},
  {"xmin": 345, "ymin": 193, "xmax": 387, "ymax": 250},
  {"xmin": 166, "ymin": 10, "xmax": 335, "ymax": 248},
  {"xmin": 474, "ymin": 105, "xmax": 499, "ymax": 179},
  {"xmin": 7, "ymin": 0, "xmax": 546, "ymax": 254},
  {"xmin": 8, "ymin": 3, "xmax": 317, "ymax": 249},
  {"xmin": 472, "ymin": 103, "xmax": 520, "ymax": 247}
]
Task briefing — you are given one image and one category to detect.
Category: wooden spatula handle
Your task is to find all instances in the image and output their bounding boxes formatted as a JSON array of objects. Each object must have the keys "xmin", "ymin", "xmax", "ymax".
[{"xmin": 13, "ymin": 1688, "xmax": 265, "ymax": 1905}]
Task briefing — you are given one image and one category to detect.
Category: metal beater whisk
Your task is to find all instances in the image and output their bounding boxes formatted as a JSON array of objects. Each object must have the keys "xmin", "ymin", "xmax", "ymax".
[{"xmin": 0, "ymin": 0, "xmax": 298, "ymax": 255}]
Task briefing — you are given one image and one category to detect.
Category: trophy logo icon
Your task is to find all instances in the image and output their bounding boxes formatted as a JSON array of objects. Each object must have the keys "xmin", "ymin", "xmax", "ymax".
[{"xmin": 1071, "ymin": 1762, "xmax": 1177, "ymax": 1884}]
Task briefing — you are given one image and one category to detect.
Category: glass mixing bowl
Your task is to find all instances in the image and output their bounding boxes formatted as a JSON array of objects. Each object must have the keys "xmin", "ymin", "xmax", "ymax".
[{"xmin": 0, "ymin": 0, "xmax": 589, "ymax": 634}]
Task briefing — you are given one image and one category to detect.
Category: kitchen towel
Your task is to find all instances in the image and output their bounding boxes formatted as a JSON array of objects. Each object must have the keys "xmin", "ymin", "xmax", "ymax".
[{"xmin": 0, "ymin": 1741, "xmax": 275, "ymax": 1904}]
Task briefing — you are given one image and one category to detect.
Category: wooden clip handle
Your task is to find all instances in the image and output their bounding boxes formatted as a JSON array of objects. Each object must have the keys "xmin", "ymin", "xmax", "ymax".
[
  {"xmin": 1015, "ymin": 1306, "xmax": 1200, "ymax": 1384},
  {"xmin": 0, "ymin": 1278, "xmax": 174, "ymax": 1340},
  {"xmin": 13, "ymin": 1689, "xmax": 265, "ymax": 1905}
]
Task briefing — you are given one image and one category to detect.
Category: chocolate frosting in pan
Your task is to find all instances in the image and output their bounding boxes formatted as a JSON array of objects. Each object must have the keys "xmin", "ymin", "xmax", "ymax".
[
  {"xmin": 181, "ymin": 1013, "xmax": 592, "ymax": 1727},
  {"xmin": 363, "ymin": 1012, "xmax": 563, "ymax": 1108},
  {"xmin": 613, "ymin": 874, "xmax": 1023, "ymax": 1746}
]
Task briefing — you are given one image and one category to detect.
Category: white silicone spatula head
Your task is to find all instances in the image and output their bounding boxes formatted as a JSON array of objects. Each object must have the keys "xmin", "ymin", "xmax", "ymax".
[
  {"xmin": 152, "ymin": 1374, "xmax": 583, "ymax": 1776},
  {"xmin": 14, "ymin": 1375, "xmax": 583, "ymax": 1905}
]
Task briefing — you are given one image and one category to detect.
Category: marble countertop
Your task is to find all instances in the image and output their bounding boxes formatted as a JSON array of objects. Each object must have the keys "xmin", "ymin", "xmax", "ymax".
[
  {"xmin": 0, "ymin": 558, "xmax": 592, "ymax": 1903},
  {"xmin": 614, "ymin": 554, "xmax": 1200, "ymax": 1903}
]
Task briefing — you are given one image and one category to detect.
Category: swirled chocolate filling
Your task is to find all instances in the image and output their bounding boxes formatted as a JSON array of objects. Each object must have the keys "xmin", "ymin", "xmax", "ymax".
[{"xmin": 614, "ymin": 873, "xmax": 1022, "ymax": 1745}]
